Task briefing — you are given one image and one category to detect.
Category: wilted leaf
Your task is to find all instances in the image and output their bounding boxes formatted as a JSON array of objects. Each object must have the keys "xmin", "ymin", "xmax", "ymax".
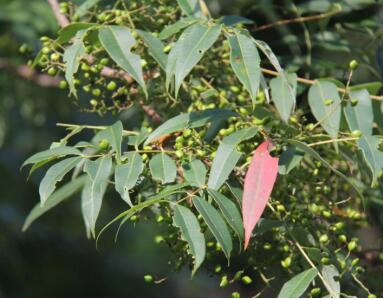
[{"xmin": 242, "ymin": 140, "xmax": 279, "ymax": 249}]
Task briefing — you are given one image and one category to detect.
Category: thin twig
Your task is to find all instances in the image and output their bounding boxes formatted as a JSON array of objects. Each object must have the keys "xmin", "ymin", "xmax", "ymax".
[
  {"xmin": 47, "ymin": 0, "xmax": 70, "ymax": 27},
  {"xmin": 254, "ymin": 9, "xmax": 341, "ymax": 32},
  {"xmin": 56, "ymin": 122, "xmax": 139, "ymax": 135}
]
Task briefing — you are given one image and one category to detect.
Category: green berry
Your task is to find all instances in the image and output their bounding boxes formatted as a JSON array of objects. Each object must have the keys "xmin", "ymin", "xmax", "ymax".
[
  {"xmin": 92, "ymin": 88, "xmax": 101, "ymax": 97},
  {"xmin": 42, "ymin": 46, "xmax": 50, "ymax": 54},
  {"xmin": 90, "ymin": 99, "xmax": 98, "ymax": 107},
  {"xmin": 231, "ymin": 292, "xmax": 241, "ymax": 298},
  {"xmin": 281, "ymin": 257, "xmax": 292, "ymax": 268},
  {"xmin": 241, "ymin": 276, "xmax": 252, "ymax": 284},
  {"xmin": 47, "ymin": 67, "xmax": 57, "ymax": 76},
  {"xmin": 50, "ymin": 53, "xmax": 60, "ymax": 61},
  {"xmin": 220, "ymin": 275, "xmax": 228, "ymax": 288},
  {"xmin": 321, "ymin": 257, "xmax": 330, "ymax": 265},
  {"xmin": 351, "ymin": 98, "xmax": 359, "ymax": 106},
  {"xmin": 310, "ymin": 288, "xmax": 321, "ymax": 296},
  {"xmin": 154, "ymin": 235, "xmax": 164, "ymax": 244},
  {"xmin": 349, "ymin": 60, "xmax": 359, "ymax": 70},
  {"xmin": 324, "ymin": 99, "xmax": 333, "ymax": 106},
  {"xmin": 107, "ymin": 81, "xmax": 117, "ymax": 91},
  {"xmin": 348, "ymin": 240, "xmax": 357, "ymax": 251},
  {"xmin": 144, "ymin": 275, "xmax": 153, "ymax": 283},
  {"xmin": 98, "ymin": 139, "xmax": 109, "ymax": 150},
  {"xmin": 319, "ymin": 234, "xmax": 329, "ymax": 243},
  {"xmin": 59, "ymin": 80, "xmax": 68, "ymax": 89},
  {"xmin": 214, "ymin": 265, "xmax": 222, "ymax": 273},
  {"xmin": 351, "ymin": 130, "xmax": 362, "ymax": 138},
  {"xmin": 338, "ymin": 235, "xmax": 347, "ymax": 243},
  {"xmin": 230, "ymin": 86, "xmax": 240, "ymax": 93},
  {"xmin": 351, "ymin": 258, "xmax": 360, "ymax": 267}
]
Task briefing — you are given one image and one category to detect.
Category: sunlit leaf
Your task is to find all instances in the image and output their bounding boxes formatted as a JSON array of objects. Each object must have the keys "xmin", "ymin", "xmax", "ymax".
[
  {"xmin": 149, "ymin": 153, "xmax": 177, "ymax": 184},
  {"xmin": 344, "ymin": 89, "xmax": 373, "ymax": 135},
  {"xmin": 99, "ymin": 26, "xmax": 147, "ymax": 96},
  {"xmin": 277, "ymin": 268, "xmax": 318, "ymax": 298}
]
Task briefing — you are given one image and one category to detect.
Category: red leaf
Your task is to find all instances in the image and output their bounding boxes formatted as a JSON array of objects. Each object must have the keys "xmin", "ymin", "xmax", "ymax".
[{"xmin": 242, "ymin": 139, "xmax": 279, "ymax": 249}]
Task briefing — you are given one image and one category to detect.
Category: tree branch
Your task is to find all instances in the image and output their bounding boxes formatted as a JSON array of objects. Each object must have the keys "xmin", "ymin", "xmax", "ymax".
[{"xmin": 47, "ymin": 0, "xmax": 70, "ymax": 27}]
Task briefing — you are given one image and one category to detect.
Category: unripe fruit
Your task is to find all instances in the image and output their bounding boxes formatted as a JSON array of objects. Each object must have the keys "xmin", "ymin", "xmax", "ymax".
[
  {"xmin": 349, "ymin": 60, "xmax": 359, "ymax": 70},
  {"xmin": 92, "ymin": 88, "xmax": 101, "ymax": 97},
  {"xmin": 220, "ymin": 275, "xmax": 228, "ymax": 287},
  {"xmin": 59, "ymin": 80, "xmax": 68, "ymax": 89},
  {"xmin": 241, "ymin": 276, "xmax": 252, "ymax": 284},
  {"xmin": 310, "ymin": 288, "xmax": 321, "ymax": 296},
  {"xmin": 351, "ymin": 98, "xmax": 359, "ymax": 106},
  {"xmin": 154, "ymin": 235, "xmax": 164, "ymax": 244},
  {"xmin": 47, "ymin": 67, "xmax": 57, "ymax": 76},
  {"xmin": 107, "ymin": 81, "xmax": 117, "ymax": 91},
  {"xmin": 281, "ymin": 256, "xmax": 292, "ymax": 268},
  {"xmin": 338, "ymin": 234, "xmax": 347, "ymax": 243},
  {"xmin": 214, "ymin": 265, "xmax": 222, "ymax": 273},
  {"xmin": 348, "ymin": 240, "xmax": 357, "ymax": 251},
  {"xmin": 324, "ymin": 99, "xmax": 333, "ymax": 106},
  {"xmin": 98, "ymin": 139, "xmax": 110, "ymax": 150},
  {"xmin": 351, "ymin": 258, "xmax": 359, "ymax": 267},
  {"xmin": 156, "ymin": 215, "xmax": 164, "ymax": 223},
  {"xmin": 321, "ymin": 257, "xmax": 330, "ymax": 265},
  {"xmin": 42, "ymin": 46, "xmax": 50, "ymax": 54},
  {"xmin": 90, "ymin": 99, "xmax": 98, "ymax": 107},
  {"xmin": 231, "ymin": 292, "xmax": 241, "ymax": 298},
  {"xmin": 50, "ymin": 53, "xmax": 60, "ymax": 61},
  {"xmin": 351, "ymin": 130, "xmax": 362, "ymax": 138},
  {"xmin": 230, "ymin": 86, "xmax": 240, "ymax": 93},
  {"xmin": 319, "ymin": 234, "xmax": 329, "ymax": 243},
  {"xmin": 144, "ymin": 275, "xmax": 153, "ymax": 283}
]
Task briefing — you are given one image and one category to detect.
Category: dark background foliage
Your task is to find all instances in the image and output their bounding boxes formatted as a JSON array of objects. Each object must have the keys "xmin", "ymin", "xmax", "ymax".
[{"xmin": 1, "ymin": 0, "xmax": 383, "ymax": 297}]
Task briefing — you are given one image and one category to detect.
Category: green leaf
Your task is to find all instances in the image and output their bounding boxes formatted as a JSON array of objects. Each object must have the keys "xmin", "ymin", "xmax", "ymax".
[
  {"xmin": 176, "ymin": 0, "xmax": 204, "ymax": 18},
  {"xmin": 270, "ymin": 73, "xmax": 297, "ymax": 123},
  {"xmin": 192, "ymin": 197, "xmax": 233, "ymax": 260},
  {"xmin": 158, "ymin": 17, "xmax": 199, "ymax": 40},
  {"xmin": 22, "ymin": 176, "xmax": 87, "ymax": 232},
  {"xmin": 207, "ymin": 189, "xmax": 244, "ymax": 242},
  {"xmin": 182, "ymin": 159, "xmax": 207, "ymax": 187},
  {"xmin": 321, "ymin": 265, "xmax": 340, "ymax": 298},
  {"xmin": 22, "ymin": 146, "xmax": 82, "ymax": 168},
  {"xmin": 278, "ymin": 146, "xmax": 305, "ymax": 175},
  {"xmin": 173, "ymin": 204, "xmax": 206, "ymax": 276},
  {"xmin": 308, "ymin": 80, "xmax": 341, "ymax": 139},
  {"xmin": 287, "ymin": 140, "xmax": 364, "ymax": 200},
  {"xmin": 75, "ymin": 0, "xmax": 101, "ymax": 17},
  {"xmin": 277, "ymin": 268, "xmax": 318, "ymax": 298},
  {"xmin": 145, "ymin": 109, "xmax": 237, "ymax": 144},
  {"xmin": 82, "ymin": 156, "xmax": 113, "ymax": 237},
  {"xmin": 94, "ymin": 121, "xmax": 123, "ymax": 163},
  {"xmin": 137, "ymin": 30, "xmax": 168, "ymax": 70},
  {"xmin": 99, "ymin": 26, "xmax": 147, "ymax": 96},
  {"xmin": 253, "ymin": 39, "xmax": 284, "ymax": 73},
  {"xmin": 56, "ymin": 23, "xmax": 95, "ymax": 44},
  {"xmin": 219, "ymin": 15, "xmax": 254, "ymax": 26},
  {"xmin": 149, "ymin": 182, "xmax": 190, "ymax": 201},
  {"xmin": 115, "ymin": 152, "xmax": 144, "ymax": 206},
  {"xmin": 149, "ymin": 153, "xmax": 177, "ymax": 184},
  {"xmin": 167, "ymin": 23, "xmax": 221, "ymax": 97},
  {"xmin": 350, "ymin": 82, "xmax": 382, "ymax": 95},
  {"xmin": 357, "ymin": 135, "xmax": 383, "ymax": 185},
  {"xmin": 208, "ymin": 127, "xmax": 258, "ymax": 190},
  {"xmin": 228, "ymin": 30, "xmax": 261, "ymax": 106},
  {"xmin": 344, "ymin": 89, "xmax": 373, "ymax": 135},
  {"xmin": 39, "ymin": 156, "xmax": 82, "ymax": 205},
  {"xmin": 63, "ymin": 31, "xmax": 86, "ymax": 97}
]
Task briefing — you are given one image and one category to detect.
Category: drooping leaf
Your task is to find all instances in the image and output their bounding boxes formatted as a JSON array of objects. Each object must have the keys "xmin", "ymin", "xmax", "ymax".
[
  {"xmin": 308, "ymin": 80, "xmax": 341, "ymax": 139},
  {"xmin": 253, "ymin": 39, "xmax": 284, "ymax": 73},
  {"xmin": 242, "ymin": 140, "xmax": 279, "ymax": 249},
  {"xmin": 22, "ymin": 146, "xmax": 82, "ymax": 168},
  {"xmin": 63, "ymin": 31, "xmax": 86, "ymax": 97},
  {"xmin": 39, "ymin": 156, "xmax": 82, "ymax": 205},
  {"xmin": 208, "ymin": 127, "xmax": 258, "ymax": 190},
  {"xmin": 278, "ymin": 146, "xmax": 305, "ymax": 175},
  {"xmin": 270, "ymin": 73, "xmax": 297, "ymax": 123},
  {"xmin": 22, "ymin": 176, "xmax": 87, "ymax": 231},
  {"xmin": 158, "ymin": 17, "xmax": 199, "ymax": 40},
  {"xmin": 99, "ymin": 26, "xmax": 147, "ymax": 96},
  {"xmin": 192, "ymin": 197, "xmax": 232, "ymax": 260},
  {"xmin": 94, "ymin": 121, "xmax": 123, "ymax": 164},
  {"xmin": 344, "ymin": 89, "xmax": 374, "ymax": 135},
  {"xmin": 75, "ymin": 0, "xmax": 101, "ymax": 17},
  {"xmin": 167, "ymin": 23, "xmax": 221, "ymax": 97},
  {"xmin": 149, "ymin": 153, "xmax": 177, "ymax": 184},
  {"xmin": 321, "ymin": 265, "xmax": 341, "ymax": 298},
  {"xmin": 176, "ymin": 0, "xmax": 204, "ymax": 18},
  {"xmin": 137, "ymin": 30, "xmax": 168, "ymax": 70},
  {"xmin": 207, "ymin": 189, "xmax": 244, "ymax": 242},
  {"xmin": 182, "ymin": 159, "xmax": 207, "ymax": 187},
  {"xmin": 82, "ymin": 156, "xmax": 113, "ymax": 237},
  {"xmin": 115, "ymin": 152, "xmax": 144, "ymax": 206},
  {"xmin": 145, "ymin": 109, "xmax": 237, "ymax": 144},
  {"xmin": 173, "ymin": 204, "xmax": 206, "ymax": 276},
  {"xmin": 277, "ymin": 268, "xmax": 318, "ymax": 298},
  {"xmin": 57, "ymin": 23, "xmax": 95, "ymax": 44},
  {"xmin": 287, "ymin": 139, "xmax": 365, "ymax": 200},
  {"xmin": 357, "ymin": 135, "xmax": 383, "ymax": 185},
  {"xmin": 228, "ymin": 30, "xmax": 261, "ymax": 106}
]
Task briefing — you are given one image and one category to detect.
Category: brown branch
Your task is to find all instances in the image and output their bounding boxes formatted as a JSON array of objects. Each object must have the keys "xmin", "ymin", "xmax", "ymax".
[
  {"xmin": 254, "ymin": 9, "xmax": 341, "ymax": 32},
  {"xmin": 47, "ymin": 0, "xmax": 70, "ymax": 27},
  {"xmin": 0, "ymin": 58, "xmax": 61, "ymax": 87},
  {"xmin": 46, "ymin": 0, "xmax": 162, "ymax": 122},
  {"xmin": 261, "ymin": 68, "xmax": 383, "ymax": 101}
]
